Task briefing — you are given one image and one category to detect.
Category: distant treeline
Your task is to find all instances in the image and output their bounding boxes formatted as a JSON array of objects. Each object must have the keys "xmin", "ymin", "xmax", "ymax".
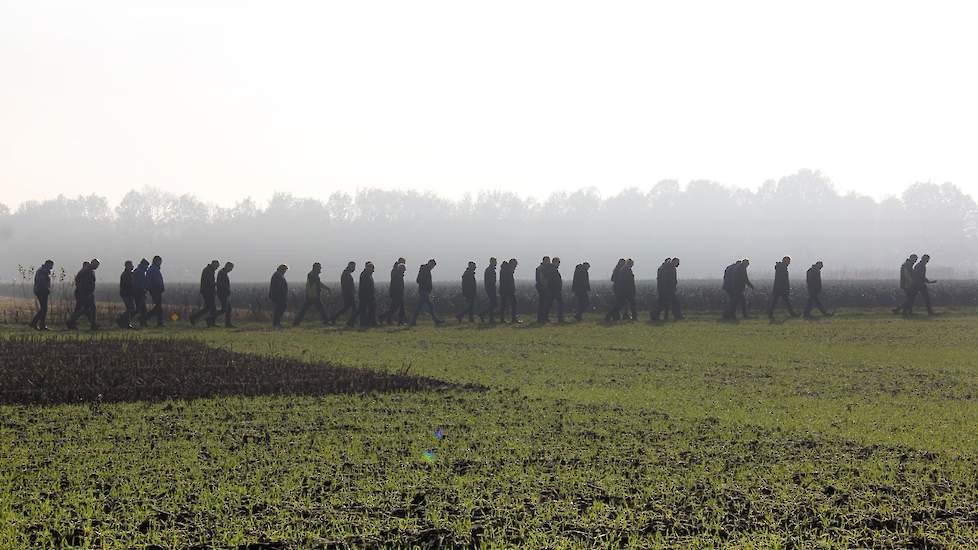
[{"xmin": 1, "ymin": 169, "xmax": 976, "ymax": 281}]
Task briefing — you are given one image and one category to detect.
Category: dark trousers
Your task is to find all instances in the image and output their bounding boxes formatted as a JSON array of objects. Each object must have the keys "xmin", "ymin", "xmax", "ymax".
[
  {"xmin": 606, "ymin": 294, "xmax": 636, "ymax": 321},
  {"xmin": 768, "ymin": 291, "xmax": 796, "ymax": 318},
  {"xmin": 134, "ymin": 292, "xmax": 148, "ymax": 326},
  {"xmin": 215, "ymin": 294, "xmax": 232, "ymax": 326},
  {"xmin": 573, "ymin": 291, "xmax": 588, "ymax": 320},
  {"xmin": 654, "ymin": 290, "xmax": 681, "ymax": 320},
  {"xmin": 190, "ymin": 293, "xmax": 217, "ymax": 326},
  {"xmin": 332, "ymin": 299, "xmax": 359, "ymax": 326},
  {"xmin": 479, "ymin": 292, "xmax": 498, "ymax": 322},
  {"xmin": 31, "ymin": 292, "xmax": 49, "ymax": 328},
  {"xmin": 536, "ymin": 288, "xmax": 549, "ymax": 322},
  {"xmin": 380, "ymin": 294, "xmax": 406, "ymax": 324},
  {"xmin": 116, "ymin": 295, "xmax": 136, "ymax": 327},
  {"xmin": 360, "ymin": 299, "xmax": 377, "ymax": 327},
  {"xmin": 500, "ymin": 293, "xmax": 517, "ymax": 323},
  {"xmin": 143, "ymin": 289, "xmax": 164, "ymax": 326},
  {"xmin": 272, "ymin": 300, "xmax": 288, "ymax": 326},
  {"xmin": 294, "ymin": 297, "xmax": 328, "ymax": 325},
  {"xmin": 724, "ymin": 290, "xmax": 748, "ymax": 318},
  {"xmin": 457, "ymin": 295, "xmax": 476, "ymax": 322},
  {"xmin": 546, "ymin": 291, "xmax": 564, "ymax": 322},
  {"xmin": 903, "ymin": 286, "xmax": 934, "ymax": 315},
  {"xmin": 803, "ymin": 292, "xmax": 828, "ymax": 316},
  {"xmin": 412, "ymin": 290, "xmax": 442, "ymax": 324},
  {"xmin": 894, "ymin": 289, "xmax": 913, "ymax": 314},
  {"xmin": 68, "ymin": 293, "xmax": 96, "ymax": 328}
]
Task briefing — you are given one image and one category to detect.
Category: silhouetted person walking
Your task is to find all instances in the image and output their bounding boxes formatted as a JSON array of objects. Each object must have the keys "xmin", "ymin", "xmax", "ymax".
[
  {"xmin": 478, "ymin": 257, "xmax": 498, "ymax": 323},
  {"xmin": 142, "ymin": 256, "xmax": 165, "ymax": 327},
  {"xmin": 67, "ymin": 258, "xmax": 100, "ymax": 330},
  {"xmin": 903, "ymin": 254, "xmax": 936, "ymax": 315},
  {"xmin": 132, "ymin": 259, "xmax": 149, "ymax": 327},
  {"xmin": 412, "ymin": 259, "xmax": 443, "ymax": 325},
  {"xmin": 892, "ymin": 254, "xmax": 918, "ymax": 314},
  {"xmin": 116, "ymin": 261, "xmax": 137, "ymax": 329},
  {"xmin": 294, "ymin": 262, "xmax": 331, "ymax": 326},
  {"xmin": 654, "ymin": 258, "xmax": 683, "ymax": 321},
  {"xmin": 457, "ymin": 261, "xmax": 478, "ymax": 323},
  {"xmin": 605, "ymin": 258, "xmax": 627, "ymax": 322},
  {"xmin": 215, "ymin": 262, "xmax": 235, "ymax": 327},
  {"xmin": 803, "ymin": 261, "xmax": 832, "ymax": 318},
  {"xmin": 499, "ymin": 259, "xmax": 519, "ymax": 324},
  {"xmin": 724, "ymin": 259, "xmax": 753, "ymax": 319},
  {"xmin": 269, "ymin": 264, "xmax": 289, "ymax": 327},
  {"xmin": 535, "ymin": 257, "xmax": 551, "ymax": 323},
  {"xmin": 380, "ymin": 258, "xmax": 407, "ymax": 325},
  {"xmin": 359, "ymin": 262, "xmax": 377, "ymax": 327},
  {"xmin": 190, "ymin": 260, "xmax": 220, "ymax": 327},
  {"xmin": 330, "ymin": 262, "xmax": 359, "ymax": 326},
  {"xmin": 768, "ymin": 256, "xmax": 797, "ymax": 319},
  {"xmin": 547, "ymin": 257, "xmax": 564, "ymax": 322},
  {"xmin": 572, "ymin": 262, "xmax": 590, "ymax": 321},
  {"xmin": 30, "ymin": 259, "xmax": 54, "ymax": 331},
  {"xmin": 622, "ymin": 259, "xmax": 638, "ymax": 320}
]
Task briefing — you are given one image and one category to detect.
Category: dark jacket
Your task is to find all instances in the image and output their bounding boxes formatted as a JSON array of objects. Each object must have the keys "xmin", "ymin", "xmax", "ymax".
[
  {"xmin": 75, "ymin": 266, "xmax": 96, "ymax": 295},
  {"xmin": 199, "ymin": 265, "xmax": 217, "ymax": 296},
  {"xmin": 659, "ymin": 264, "xmax": 677, "ymax": 294},
  {"xmin": 622, "ymin": 267, "xmax": 636, "ymax": 298},
  {"xmin": 461, "ymin": 267, "xmax": 477, "ymax": 298},
  {"xmin": 499, "ymin": 262, "xmax": 515, "ymax": 296},
  {"xmin": 269, "ymin": 271, "xmax": 288, "ymax": 303},
  {"xmin": 806, "ymin": 266, "xmax": 822, "ymax": 295},
  {"xmin": 772, "ymin": 262, "xmax": 789, "ymax": 294},
  {"xmin": 732, "ymin": 264, "xmax": 751, "ymax": 293},
  {"xmin": 611, "ymin": 265, "xmax": 623, "ymax": 296},
  {"xmin": 119, "ymin": 268, "xmax": 134, "ymax": 297},
  {"xmin": 416, "ymin": 265, "xmax": 434, "ymax": 293},
  {"xmin": 147, "ymin": 264, "xmax": 164, "ymax": 293},
  {"xmin": 572, "ymin": 265, "xmax": 590, "ymax": 294},
  {"xmin": 547, "ymin": 264, "xmax": 562, "ymax": 293},
  {"xmin": 217, "ymin": 268, "xmax": 231, "ymax": 298},
  {"xmin": 340, "ymin": 269, "xmax": 356, "ymax": 303},
  {"xmin": 305, "ymin": 271, "xmax": 325, "ymax": 300},
  {"xmin": 535, "ymin": 263, "xmax": 548, "ymax": 293},
  {"xmin": 133, "ymin": 265, "xmax": 148, "ymax": 294},
  {"xmin": 33, "ymin": 266, "xmax": 52, "ymax": 296},
  {"xmin": 911, "ymin": 262, "xmax": 931, "ymax": 289},
  {"xmin": 389, "ymin": 264, "xmax": 405, "ymax": 298},
  {"xmin": 358, "ymin": 270, "xmax": 375, "ymax": 302},
  {"xmin": 900, "ymin": 260, "xmax": 915, "ymax": 290},
  {"xmin": 722, "ymin": 263, "xmax": 738, "ymax": 291},
  {"xmin": 483, "ymin": 265, "xmax": 497, "ymax": 296}
]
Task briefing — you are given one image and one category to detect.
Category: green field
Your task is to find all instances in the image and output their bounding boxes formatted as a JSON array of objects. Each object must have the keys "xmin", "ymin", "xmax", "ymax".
[{"xmin": 3, "ymin": 313, "xmax": 978, "ymax": 547}]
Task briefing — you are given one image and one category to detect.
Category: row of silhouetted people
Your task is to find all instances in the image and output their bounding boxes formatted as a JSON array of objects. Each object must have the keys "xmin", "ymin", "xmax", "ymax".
[{"xmin": 26, "ymin": 254, "xmax": 938, "ymax": 331}]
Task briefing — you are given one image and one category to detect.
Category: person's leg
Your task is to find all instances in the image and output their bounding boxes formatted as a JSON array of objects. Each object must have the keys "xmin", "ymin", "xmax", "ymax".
[
  {"xmin": 32, "ymin": 293, "xmax": 48, "ymax": 328},
  {"xmin": 85, "ymin": 295, "xmax": 98, "ymax": 329},
  {"xmin": 555, "ymin": 292, "xmax": 564, "ymax": 322},
  {"xmin": 205, "ymin": 295, "xmax": 217, "ymax": 326},
  {"xmin": 347, "ymin": 300, "xmax": 360, "ymax": 326},
  {"xmin": 784, "ymin": 293, "xmax": 797, "ymax": 316},
  {"xmin": 922, "ymin": 287, "xmax": 934, "ymax": 314},
  {"xmin": 153, "ymin": 291, "xmax": 164, "ymax": 326},
  {"xmin": 219, "ymin": 296, "xmax": 233, "ymax": 326},
  {"xmin": 395, "ymin": 297, "xmax": 406, "ymax": 324},
  {"xmin": 768, "ymin": 294, "xmax": 779, "ymax": 318},
  {"xmin": 293, "ymin": 299, "xmax": 310, "ymax": 326},
  {"xmin": 628, "ymin": 297, "xmax": 637, "ymax": 321},
  {"xmin": 272, "ymin": 301, "xmax": 286, "ymax": 326},
  {"xmin": 901, "ymin": 289, "xmax": 917, "ymax": 315},
  {"xmin": 671, "ymin": 293, "xmax": 682, "ymax": 320},
  {"xmin": 134, "ymin": 293, "xmax": 147, "ymax": 326},
  {"xmin": 737, "ymin": 292, "xmax": 748, "ymax": 318},
  {"xmin": 804, "ymin": 294, "xmax": 814, "ymax": 317},
  {"xmin": 330, "ymin": 301, "xmax": 350, "ymax": 324}
]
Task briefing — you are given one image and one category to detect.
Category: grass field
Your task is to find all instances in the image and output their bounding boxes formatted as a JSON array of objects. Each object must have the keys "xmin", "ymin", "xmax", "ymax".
[{"xmin": 3, "ymin": 312, "xmax": 978, "ymax": 547}]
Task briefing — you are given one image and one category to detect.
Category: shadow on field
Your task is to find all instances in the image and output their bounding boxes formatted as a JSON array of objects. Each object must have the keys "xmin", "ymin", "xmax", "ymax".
[{"xmin": 0, "ymin": 336, "xmax": 484, "ymax": 405}]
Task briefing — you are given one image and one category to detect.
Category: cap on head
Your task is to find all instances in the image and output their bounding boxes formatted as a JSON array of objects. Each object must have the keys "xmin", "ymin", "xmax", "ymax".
[
  {"xmin": 347, "ymin": 261, "xmax": 356, "ymax": 269},
  {"xmin": 124, "ymin": 260, "xmax": 133, "ymax": 268},
  {"xmin": 225, "ymin": 262, "xmax": 235, "ymax": 270},
  {"xmin": 782, "ymin": 256, "xmax": 791, "ymax": 263},
  {"xmin": 278, "ymin": 264, "xmax": 289, "ymax": 271},
  {"xmin": 152, "ymin": 255, "xmax": 162, "ymax": 264},
  {"xmin": 211, "ymin": 260, "xmax": 220, "ymax": 267},
  {"xmin": 552, "ymin": 257, "xmax": 560, "ymax": 264},
  {"xmin": 910, "ymin": 254, "xmax": 919, "ymax": 261},
  {"xmin": 44, "ymin": 259, "xmax": 54, "ymax": 267},
  {"xmin": 583, "ymin": 262, "xmax": 590, "ymax": 268},
  {"xmin": 139, "ymin": 258, "xmax": 149, "ymax": 266},
  {"xmin": 90, "ymin": 258, "xmax": 101, "ymax": 267},
  {"xmin": 468, "ymin": 261, "xmax": 476, "ymax": 268},
  {"xmin": 397, "ymin": 257, "xmax": 406, "ymax": 264},
  {"xmin": 921, "ymin": 254, "xmax": 930, "ymax": 261}
]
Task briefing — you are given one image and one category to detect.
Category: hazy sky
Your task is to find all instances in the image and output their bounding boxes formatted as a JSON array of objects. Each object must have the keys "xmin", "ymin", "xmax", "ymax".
[{"xmin": 2, "ymin": 1, "xmax": 976, "ymax": 209}]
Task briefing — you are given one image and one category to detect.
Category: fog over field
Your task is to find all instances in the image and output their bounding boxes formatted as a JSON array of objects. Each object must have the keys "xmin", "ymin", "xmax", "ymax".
[{"xmin": 1, "ymin": 169, "xmax": 975, "ymax": 282}]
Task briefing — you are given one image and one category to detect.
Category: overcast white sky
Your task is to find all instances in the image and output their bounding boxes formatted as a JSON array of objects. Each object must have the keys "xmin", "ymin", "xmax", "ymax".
[{"xmin": 2, "ymin": 1, "xmax": 976, "ymax": 209}]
